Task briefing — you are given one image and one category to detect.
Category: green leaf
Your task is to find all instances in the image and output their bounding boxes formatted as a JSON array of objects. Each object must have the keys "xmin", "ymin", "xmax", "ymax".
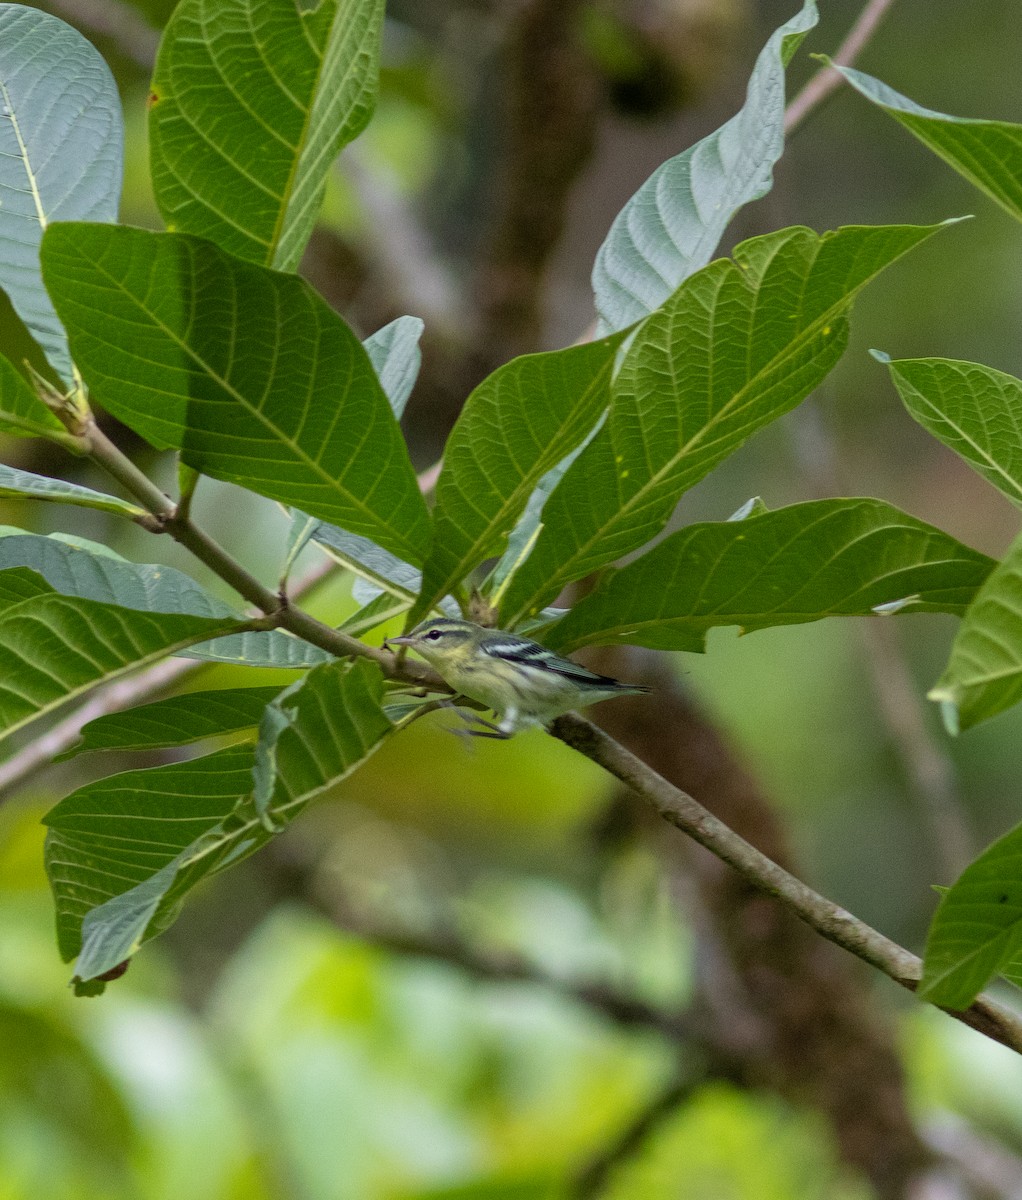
[
  {"xmin": 280, "ymin": 510, "xmax": 319, "ymax": 587},
  {"xmin": 0, "ymin": 527, "xmax": 332, "ymax": 668},
  {"xmin": 483, "ymin": 416, "xmax": 606, "ymax": 604},
  {"xmin": 839, "ymin": 65, "xmax": 1022, "ymax": 224},
  {"xmin": 544, "ymin": 499, "xmax": 994, "ymax": 654},
  {"xmin": 501, "ymin": 223, "xmax": 946, "ymax": 625},
  {"xmin": 592, "ymin": 0, "xmax": 818, "ymax": 332},
  {"xmin": 0, "ymin": 528, "xmax": 228, "ymax": 613},
  {"xmin": 338, "ymin": 589, "xmax": 409, "ymax": 637},
  {"xmin": 0, "ymin": 352, "xmax": 65, "ymax": 438},
  {"xmin": 256, "ymin": 656, "xmax": 391, "ymax": 815},
  {"xmin": 150, "ymin": 0, "xmax": 383, "ymax": 272},
  {"xmin": 881, "ymin": 355, "xmax": 1022, "ymax": 507},
  {"xmin": 0, "ymin": 464, "xmax": 146, "ymax": 519},
  {"xmin": 919, "ymin": 819, "xmax": 1022, "ymax": 1007},
  {"xmin": 0, "ymin": 567, "xmax": 245, "ymax": 744},
  {"xmin": 0, "ymin": 4, "xmax": 123, "ymax": 385},
  {"xmin": 311, "ymin": 520, "xmax": 420, "ymax": 599},
  {"xmin": 181, "ymin": 628, "xmax": 332, "ymax": 669},
  {"xmin": 41, "ymin": 223, "xmax": 431, "ymax": 564},
  {"xmin": 58, "ymin": 686, "xmax": 283, "ymax": 759},
  {"xmin": 364, "ymin": 315, "xmax": 425, "ymax": 420},
  {"xmin": 45, "ymin": 745, "xmax": 258, "ymax": 965},
  {"xmin": 929, "ymin": 527, "xmax": 1022, "ymax": 730},
  {"xmin": 412, "ymin": 336, "xmax": 623, "ymax": 624},
  {"xmin": 309, "ymin": 518, "xmax": 458, "ymax": 619},
  {"xmin": 46, "ymin": 659, "xmax": 391, "ymax": 982}
]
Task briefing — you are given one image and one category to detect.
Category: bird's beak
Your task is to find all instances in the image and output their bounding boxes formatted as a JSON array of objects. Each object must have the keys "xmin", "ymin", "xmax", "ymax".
[{"xmin": 384, "ymin": 635, "xmax": 416, "ymax": 649}]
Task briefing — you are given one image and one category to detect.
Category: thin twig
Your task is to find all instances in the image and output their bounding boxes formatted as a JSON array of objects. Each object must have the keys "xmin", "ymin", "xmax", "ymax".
[
  {"xmin": 549, "ymin": 712, "xmax": 1022, "ymax": 1056},
  {"xmin": 783, "ymin": 0, "xmax": 899, "ymax": 134}
]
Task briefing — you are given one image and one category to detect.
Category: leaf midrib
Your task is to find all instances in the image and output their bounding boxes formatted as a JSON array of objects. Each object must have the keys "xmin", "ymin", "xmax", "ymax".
[{"xmin": 0, "ymin": 74, "xmax": 48, "ymax": 233}]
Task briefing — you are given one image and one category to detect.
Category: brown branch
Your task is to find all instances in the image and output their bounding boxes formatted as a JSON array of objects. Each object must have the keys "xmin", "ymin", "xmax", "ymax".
[
  {"xmin": 549, "ymin": 711, "xmax": 1022, "ymax": 1056},
  {"xmin": 783, "ymin": 0, "xmax": 899, "ymax": 134}
]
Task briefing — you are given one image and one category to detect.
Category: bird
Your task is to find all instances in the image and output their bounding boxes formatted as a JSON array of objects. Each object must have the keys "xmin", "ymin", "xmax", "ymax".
[{"xmin": 384, "ymin": 617, "xmax": 650, "ymax": 738}]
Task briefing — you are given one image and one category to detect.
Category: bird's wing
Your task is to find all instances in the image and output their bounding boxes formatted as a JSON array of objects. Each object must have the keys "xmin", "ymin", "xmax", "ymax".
[{"xmin": 480, "ymin": 635, "xmax": 629, "ymax": 687}]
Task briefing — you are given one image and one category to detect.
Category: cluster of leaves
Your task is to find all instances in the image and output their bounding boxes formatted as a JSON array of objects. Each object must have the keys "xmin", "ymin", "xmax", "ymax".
[{"xmin": 0, "ymin": 0, "xmax": 1020, "ymax": 1009}]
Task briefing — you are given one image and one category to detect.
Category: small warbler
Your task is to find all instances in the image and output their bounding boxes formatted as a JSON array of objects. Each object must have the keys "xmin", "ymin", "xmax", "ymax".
[{"xmin": 385, "ymin": 617, "xmax": 650, "ymax": 737}]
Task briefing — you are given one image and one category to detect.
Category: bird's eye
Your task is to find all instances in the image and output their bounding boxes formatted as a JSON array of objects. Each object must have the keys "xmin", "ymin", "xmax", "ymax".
[{"xmin": 425, "ymin": 630, "xmax": 443, "ymax": 642}]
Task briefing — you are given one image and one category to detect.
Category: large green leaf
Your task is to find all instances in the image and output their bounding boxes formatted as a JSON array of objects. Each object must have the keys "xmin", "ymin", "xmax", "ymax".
[
  {"xmin": 41, "ymin": 223, "xmax": 431, "ymax": 564},
  {"xmin": 591, "ymin": 0, "xmax": 817, "ymax": 332},
  {"xmin": 501, "ymin": 223, "xmax": 945, "ymax": 626},
  {"xmin": 0, "ymin": 528, "xmax": 332, "ymax": 668},
  {"xmin": 150, "ymin": 0, "xmax": 383, "ymax": 272},
  {"xmin": 839, "ymin": 66, "xmax": 1022, "ymax": 224},
  {"xmin": 0, "ymin": 567, "xmax": 245, "ymax": 744},
  {"xmin": 45, "ymin": 658, "xmax": 390, "ymax": 985},
  {"xmin": 880, "ymin": 354, "xmax": 1022, "ymax": 507},
  {"xmin": 45, "ymin": 745, "xmax": 258, "ymax": 966},
  {"xmin": 411, "ymin": 337, "xmax": 622, "ymax": 624},
  {"xmin": 0, "ymin": 352, "xmax": 65, "ymax": 439},
  {"xmin": 929, "ymin": 528, "xmax": 1022, "ymax": 731},
  {"xmin": 59, "ymin": 686, "xmax": 283, "ymax": 759},
  {"xmin": 919, "ymin": 819, "xmax": 1022, "ymax": 1008},
  {"xmin": 545, "ymin": 499, "xmax": 994, "ymax": 653},
  {"xmin": 0, "ymin": 5, "xmax": 122, "ymax": 385},
  {"xmin": 0, "ymin": 464, "xmax": 146, "ymax": 519}
]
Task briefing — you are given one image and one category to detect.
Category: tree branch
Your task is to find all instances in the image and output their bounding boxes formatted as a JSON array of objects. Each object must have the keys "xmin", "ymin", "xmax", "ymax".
[
  {"xmin": 81, "ymin": 421, "xmax": 441, "ymax": 685},
  {"xmin": 549, "ymin": 712, "xmax": 1022, "ymax": 1056},
  {"xmin": 783, "ymin": 0, "xmax": 899, "ymax": 134}
]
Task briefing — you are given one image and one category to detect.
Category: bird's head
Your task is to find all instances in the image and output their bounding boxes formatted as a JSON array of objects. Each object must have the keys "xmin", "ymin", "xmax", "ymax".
[{"xmin": 384, "ymin": 618, "xmax": 482, "ymax": 669}]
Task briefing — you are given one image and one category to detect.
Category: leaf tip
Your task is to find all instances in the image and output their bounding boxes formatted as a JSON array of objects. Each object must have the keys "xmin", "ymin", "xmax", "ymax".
[
  {"xmin": 872, "ymin": 595, "xmax": 919, "ymax": 615},
  {"xmin": 869, "ymin": 348, "xmax": 892, "ymax": 364},
  {"xmin": 727, "ymin": 496, "xmax": 768, "ymax": 522},
  {"xmin": 929, "ymin": 691, "xmax": 960, "ymax": 736}
]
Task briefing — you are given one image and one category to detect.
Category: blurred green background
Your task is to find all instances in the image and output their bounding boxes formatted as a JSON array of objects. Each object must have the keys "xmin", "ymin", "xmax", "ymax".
[{"xmin": 4, "ymin": 1, "xmax": 1022, "ymax": 1197}]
